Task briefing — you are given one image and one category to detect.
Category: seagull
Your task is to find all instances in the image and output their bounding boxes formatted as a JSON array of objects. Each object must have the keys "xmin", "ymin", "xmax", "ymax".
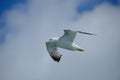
[{"xmin": 45, "ymin": 30, "xmax": 95, "ymax": 62}]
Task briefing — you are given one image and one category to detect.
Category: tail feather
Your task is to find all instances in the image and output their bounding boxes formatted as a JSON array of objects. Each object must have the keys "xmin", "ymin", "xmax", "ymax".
[{"xmin": 76, "ymin": 48, "xmax": 84, "ymax": 52}]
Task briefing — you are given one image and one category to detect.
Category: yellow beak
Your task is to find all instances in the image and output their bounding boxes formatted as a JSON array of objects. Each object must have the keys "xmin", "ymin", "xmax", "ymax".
[{"xmin": 45, "ymin": 40, "xmax": 49, "ymax": 44}]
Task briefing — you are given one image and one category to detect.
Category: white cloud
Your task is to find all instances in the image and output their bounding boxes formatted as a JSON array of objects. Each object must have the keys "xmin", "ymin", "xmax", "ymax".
[{"xmin": 0, "ymin": 0, "xmax": 120, "ymax": 80}]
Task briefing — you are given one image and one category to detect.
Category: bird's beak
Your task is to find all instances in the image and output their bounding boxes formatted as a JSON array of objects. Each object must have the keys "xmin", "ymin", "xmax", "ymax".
[{"xmin": 45, "ymin": 40, "xmax": 49, "ymax": 44}]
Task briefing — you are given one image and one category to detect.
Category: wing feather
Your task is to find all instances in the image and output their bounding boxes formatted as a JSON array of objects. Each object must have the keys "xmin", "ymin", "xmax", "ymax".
[
  {"xmin": 59, "ymin": 30, "xmax": 95, "ymax": 43},
  {"xmin": 59, "ymin": 30, "xmax": 77, "ymax": 43},
  {"xmin": 77, "ymin": 31, "xmax": 95, "ymax": 35},
  {"xmin": 46, "ymin": 42, "xmax": 62, "ymax": 62}
]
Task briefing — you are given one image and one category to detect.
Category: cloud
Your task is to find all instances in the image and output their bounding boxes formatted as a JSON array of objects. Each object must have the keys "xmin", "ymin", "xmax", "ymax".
[
  {"xmin": 0, "ymin": 0, "xmax": 120, "ymax": 80},
  {"xmin": 76, "ymin": 0, "xmax": 120, "ymax": 13}
]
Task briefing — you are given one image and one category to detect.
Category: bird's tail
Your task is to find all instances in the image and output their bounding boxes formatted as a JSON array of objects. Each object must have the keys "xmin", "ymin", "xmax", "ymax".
[{"xmin": 76, "ymin": 48, "xmax": 84, "ymax": 52}]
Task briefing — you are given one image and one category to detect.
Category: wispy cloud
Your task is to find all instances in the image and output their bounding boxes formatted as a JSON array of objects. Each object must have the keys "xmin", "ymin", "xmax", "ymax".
[{"xmin": 0, "ymin": 0, "xmax": 120, "ymax": 80}]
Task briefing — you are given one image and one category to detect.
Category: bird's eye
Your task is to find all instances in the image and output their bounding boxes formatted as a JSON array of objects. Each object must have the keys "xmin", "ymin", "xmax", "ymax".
[{"xmin": 50, "ymin": 39, "xmax": 52, "ymax": 40}]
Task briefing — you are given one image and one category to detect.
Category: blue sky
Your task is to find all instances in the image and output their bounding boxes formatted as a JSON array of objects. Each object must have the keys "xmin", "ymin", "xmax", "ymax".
[
  {"xmin": 0, "ymin": 0, "xmax": 119, "ymax": 15},
  {"xmin": 0, "ymin": 0, "xmax": 120, "ymax": 44},
  {"xmin": 0, "ymin": 0, "xmax": 26, "ymax": 44},
  {"xmin": 76, "ymin": 0, "xmax": 120, "ymax": 13},
  {"xmin": 0, "ymin": 0, "xmax": 120, "ymax": 80},
  {"xmin": 0, "ymin": 0, "xmax": 26, "ymax": 15}
]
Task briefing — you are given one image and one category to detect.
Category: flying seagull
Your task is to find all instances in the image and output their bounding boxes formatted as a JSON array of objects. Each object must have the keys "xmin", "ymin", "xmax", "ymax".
[{"xmin": 45, "ymin": 30, "xmax": 95, "ymax": 62}]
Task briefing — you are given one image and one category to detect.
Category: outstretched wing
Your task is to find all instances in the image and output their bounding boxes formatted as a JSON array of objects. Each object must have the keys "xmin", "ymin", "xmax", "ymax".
[
  {"xmin": 46, "ymin": 42, "xmax": 62, "ymax": 62},
  {"xmin": 59, "ymin": 30, "xmax": 95, "ymax": 43},
  {"xmin": 77, "ymin": 31, "xmax": 95, "ymax": 35},
  {"xmin": 59, "ymin": 30, "xmax": 77, "ymax": 43}
]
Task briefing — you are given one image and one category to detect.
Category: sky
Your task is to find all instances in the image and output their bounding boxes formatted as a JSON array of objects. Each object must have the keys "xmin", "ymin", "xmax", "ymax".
[{"xmin": 0, "ymin": 0, "xmax": 120, "ymax": 80}]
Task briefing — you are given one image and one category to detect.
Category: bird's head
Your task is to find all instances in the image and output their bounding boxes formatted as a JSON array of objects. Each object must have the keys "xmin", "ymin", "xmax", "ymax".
[
  {"xmin": 45, "ymin": 40, "xmax": 50, "ymax": 44},
  {"xmin": 45, "ymin": 38, "xmax": 54, "ymax": 44}
]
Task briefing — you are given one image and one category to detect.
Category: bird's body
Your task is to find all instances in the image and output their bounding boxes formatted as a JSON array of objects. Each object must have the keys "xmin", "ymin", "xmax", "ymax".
[
  {"xmin": 58, "ymin": 41, "xmax": 80, "ymax": 51},
  {"xmin": 45, "ymin": 30, "xmax": 95, "ymax": 62}
]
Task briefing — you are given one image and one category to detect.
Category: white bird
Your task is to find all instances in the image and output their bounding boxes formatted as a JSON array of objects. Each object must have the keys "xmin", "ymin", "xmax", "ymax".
[{"xmin": 45, "ymin": 30, "xmax": 95, "ymax": 62}]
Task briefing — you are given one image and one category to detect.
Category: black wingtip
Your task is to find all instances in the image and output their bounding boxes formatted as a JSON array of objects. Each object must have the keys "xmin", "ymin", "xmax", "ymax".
[
  {"xmin": 51, "ymin": 55, "xmax": 62, "ymax": 63},
  {"xmin": 77, "ymin": 31, "xmax": 96, "ymax": 35}
]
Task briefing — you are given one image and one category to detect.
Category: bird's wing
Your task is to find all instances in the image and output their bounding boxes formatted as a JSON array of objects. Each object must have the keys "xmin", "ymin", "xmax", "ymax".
[
  {"xmin": 59, "ymin": 30, "xmax": 77, "ymax": 43},
  {"xmin": 59, "ymin": 30, "xmax": 95, "ymax": 43},
  {"xmin": 77, "ymin": 31, "xmax": 95, "ymax": 35},
  {"xmin": 46, "ymin": 42, "xmax": 62, "ymax": 62}
]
